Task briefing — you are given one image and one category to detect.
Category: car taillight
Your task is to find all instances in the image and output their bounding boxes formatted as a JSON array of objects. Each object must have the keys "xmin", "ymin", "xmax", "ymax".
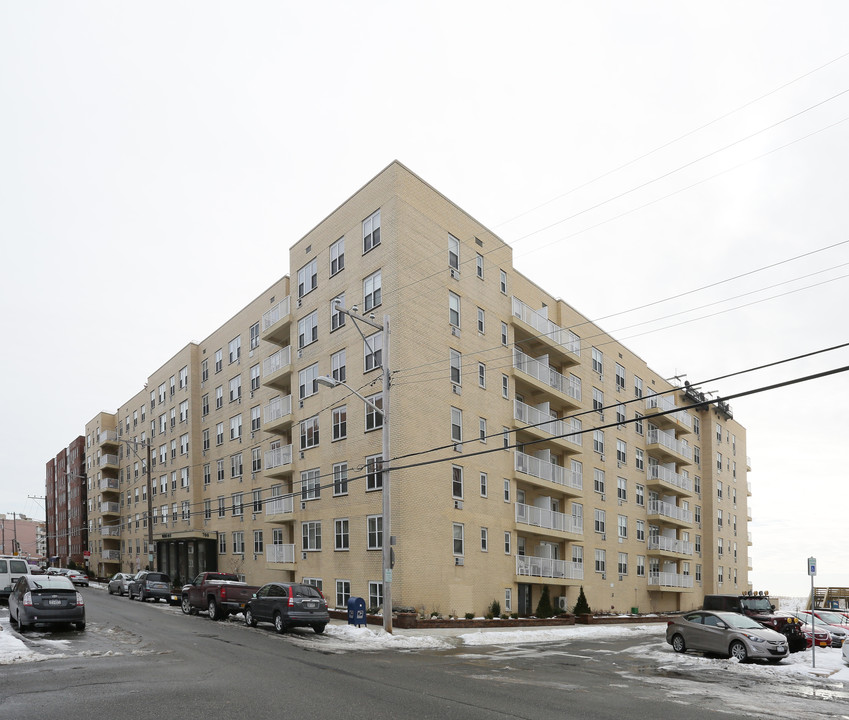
[
  {"xmin": 76, "ymin": 592, "xmax": 84, "ymax": 606},
  {"xmin": 288, "ymin": 586, "xmax": 294, "ymax": 608},
  {"xmin": 221, "ymin": 586, "xmax": 227, "ymax": 599},
  {"xmin": 666, "ymin": 621, "xmax": 674, "ymax": 626},
  {"xmin": 23, "ymin": 591, "xmax": 33, "ymax": 607},
  {"xmin": 317, "ymin": 588, "xmax": 328, "ymax": 607}
]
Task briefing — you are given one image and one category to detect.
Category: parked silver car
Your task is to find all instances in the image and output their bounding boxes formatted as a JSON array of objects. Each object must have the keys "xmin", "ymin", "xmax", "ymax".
[
  {"xmin": 666, "ymin": 610, "xmax": 788, "ymax": 662},
  {"xmin": 107, "ymin": 572, "xmax": 135, "ymax": 596}
]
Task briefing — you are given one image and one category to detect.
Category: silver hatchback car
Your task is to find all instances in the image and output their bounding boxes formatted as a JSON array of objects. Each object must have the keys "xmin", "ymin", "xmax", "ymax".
[{"xmin": 666, "ymin": 610, "xmax": 788, "ymax": 662}]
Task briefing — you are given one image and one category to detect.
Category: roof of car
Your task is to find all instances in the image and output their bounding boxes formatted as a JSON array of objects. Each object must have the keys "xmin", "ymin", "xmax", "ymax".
[{"xmin": 26, "ymin": 575, "xmax": 75, "ymax": 590}]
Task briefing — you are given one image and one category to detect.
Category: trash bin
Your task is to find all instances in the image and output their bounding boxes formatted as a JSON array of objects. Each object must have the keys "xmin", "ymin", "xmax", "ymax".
[
  {"xmin": 347, "ymin": 596, "xmax": 367, "ymax": 627},
  {"xmin": 631, "ymin": 607, "xmax": 639, "ymax": 615}
]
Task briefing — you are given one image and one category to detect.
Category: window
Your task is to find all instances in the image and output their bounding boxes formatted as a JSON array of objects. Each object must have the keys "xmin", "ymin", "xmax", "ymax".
[
  {"xmin": 331, "ymin": 349, "xmax": 346, "ymax": 383},
  {"xmin": 330, "ymin": 518, "xmax": 349, "ymax": 551},
  {"xmin": 366, "ymin": 454, "xmax": 383, "ymax": 490},
  {"xmin": 476, "ymin": 253, "xmax": 484, "ymax": 279},
  {"xmin": 617, "ymin": 515, "xmax": 627, "ymax": 539},
  {"xmin": 694, "ymin": 446, "xmax": 701, "ymax": 467},
  {"xmin": 332, "ymin": 406, "xmax": 347, "ymax": 440},
  {"xmin": 250, "ymin": 321, "xmax": 260, "ymax": 350},
  {"xmin": 333, "ymin": 462, "xmax": 348, "ymax": 496},
  {"xmin": 301, "ymin": 468, "xmax": 320, "ymax": 501},
  {"xmin": 594, "ymin": 468, "xmax": 605, "ymax": 494},
  {"xmin": 591, "ymin": 347, "xmax": 603, "ymax": 375},
  {"xmin": 477, "ymin": 307, "xmax": 485, "ymax": 334},
  {"xmin": 365, "ymin": 393, "xmax": 383, "ymax": 431},
  {"xmin": 216, "ymin": 386, "xmax": 223, "ymax": 409},
  {"xmin": 594, "ymin": 508, "xmax": 606, "ymax": 533},
  {"xmin": 250, "ymin": 405, "xmax": 261, "ymax": 432},
  {"xmin": 202, "ymin": 429, "xmax": 210, "ymax": 451},
  {"xmin": 219, "ymin": 533, "xmax": 227, "ymax": 554},
  {"xmin": 201, "ymin": 360, "xmax": 208, "ymax": 383},
  {"xmin": 363, "ymin": 209, "xmax": 381, "ymax": 253},
  {"xmin": 231, "ymin": 453, "xmax": 243, "ymax": 478},
  {"xmin": 252, "ymin": 489, "xmax": 262, "ymax": 513},
  {"xmin": 453, "ymin": 523, "xmax": 464, "ymax": 556},
  {"xmin": 448, "ymin": 292, "xmax": 460, "ymax": 328},
  {"xmin": 335, "ymin": 580, "xmax": 351, "ymax": 609},
  {"xmin": 594, "ymin": 549, "xmax": 606, "ymax": 573},
  {"xmin": 170, "ymin": 407, "xmax": 177, "ymax": 428},
  {"xmin": 593, "ymin": 430, "xmax": 604, "ymax": 454},
  {"xmin": 504, "ymin": 532, "xmax": 511, "ymax": 554},
  {"xmin": 503, "ymin": 478, "xmax": 510, "ymax": 502},
  {"xmin": 203, "ymin": 499, "xmax": 211, "ymax": 519},
  {"xmin": 250, "ymin": 364, "xmax": 260, "ymax": 392},
  {"xmin": 694, "ymin": 476, "xmax": 701, "ymax": 495},
  {"xmin": 297, "ymin": 258, "xmax": 317, "ymax": 298},
  {"xmin": 695, "ymin": 505, "xmax": 701, "ymax": 524},
  {"xmin": 202, "ymin": 394, "xmax": 209, "ymax": 417},
  {"xmin": 448, "ymin": 234, "xmax": 460, "ymax": 270},
  {"xmin": 634, "ymin": 376, "xmax": 643, "ymax": 398},
  {"xmin": 635, "ymin": 483, "xmax": 645, "ymax": 506},
  {"xmin": 617, "ymin": 477, "xmax": 626, "ymax": 502},
  {"xmin": 480, "ymin": 527, "xmax": 488, "ymax": 552},
  {"xmin": 298, "ymin": 311, "xmax": 318, "ymax": 348},
  {"xmin": 449, "ymin": 348, "xmax": 461, "ymax": 384},
  {"xmin": 503, "ymin": 426, "xmax": 510, "ymax": 449},
  {"xmin": 618, "ymin": 552, "xmax": 628, "ymax": 575},
  {"xmin": 635, "ymin": 448, "xmax": 644, "ymax": 471},
  {"xmin": 181, "ymin": 500, "xmax": 191, "ymax": 520},
  {"xmin": 330, "ymin": 293, "xmax": 346, "ymax": 331},
  {"xmin": 479, "ymin": 417, "xmax": 487, "ymax": 442},
  {"xmin": 216, "ymin": 422, "xmax": 224, "ymax": 445},
  {"xmin": 635, "ymin": 413, "xmax": 643, "ymax": 435},
  {"xmin": 452, "ymin": 465, "xmax": 463, "ymax": 499},
  {"xmin": 637, "ymin": 555, "xmax": 646, "ymax": 577},
  {"xmin": 229, "ymin": 376, "xmax": 242, "ymax": 402},
  {"xmin": 572, "ymin": 545, "xmax": 583, "ymax": 567},
  {"xmin": 229, "ymin": 336, "xmax": 241, "ymax": 364},
  {"xmin": 450, "ymin": 407, "xmax": 462, "ymax": 444},
  {"xmin": 478, "ymin": 362, "xmax": 486, "ymax": 388},
  {"xmin": 170, "ymin": 375, "xmax": 176, "ymax": 396},
  {"xmin": 368, "ymin": 582, "xmax": 383, "ymax": 611},
  {"xmin": 615, "ymin": 363, "xmax": 625, "ymax": 391},
  {"xmin": 636, "ymin": 519, "xmax": 645, "ymax": 541},
  {"xmin": 203, "ymin": 464, "xmax": 211, "ymax": 486},
  {"xmin": 717, "ymin": 481, "xmax": 723, "ymax": 500},
  {"xmin": 616, "ymin": 439, "xmax": 626, "ymax": 464},
  {"xmin": 180, "ymin": 433, "xmax": 189, "ymax": 455},
  {"xmin": 302, "ymin": 521, "xmax": 322, "ymax": 551},
  {"xmin": 300, "ymin": 416, "xmax": 320, "ymax": 450},
  {"xmin": 501, "ymin": 374, "xmax": 509, "ymax": 399},
  {"xmin": 363, "ymin": 270, "xmax": 382, "ymax": 311},
  {"xmin": 716, "ymin": 452, "xmax": 723, "ymax": 472},
  {"xmin": 499, "ymin": 269, "xmax": 507, "ymax": 294},
  {"xmin": 230, "ymin": 414, "xmax": 242, "ymax": 441},
  {"xmin": 367, "ymin": 515, "xmax": 383, "ymax": 549},
  {"xmin": 218, "ymin": 496, "xmax": 226, "ymax": 518},
  {"xmin": 232, "ymin": 492, "xmax": 244, "ymax": 516},
  {"xmin": 592, "ymin": 387, "xmax": 604, "ymax": 415},
  {"xmin": 330, "ymin": 237, "xmax": 345, "ymax": 275},
  {"xmin": 253, "ymin": 530, "xmax": 264, "ymax": 553},
  {"xmin": 299, "ymin": 363, "xmax": 319, "ymax": 400},
  {"xmin": 695, "ymin": 564, "xmax": 702, "ymax": 582},
  {"xmin": 364, "ymin": 331, "xmax": 383, "ymax": 372},
  {"xmin": 501, "ymin": 322, "xmax": 508, "ymax": 346},
  {"xmin": 480, "ymin": 472, "xmax": 488, "ymax": 497}
]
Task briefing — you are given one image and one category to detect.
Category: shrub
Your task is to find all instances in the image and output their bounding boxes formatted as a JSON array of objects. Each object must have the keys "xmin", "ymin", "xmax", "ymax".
[
  {"xmin": 535, "ymin": 585, "xmax": 554, "ymax": 618},
  {"xmin": 488, "ymin": 599, "xmax": 501, "ymax": 618},
  {"xmin": 464, "ymin": 612, "xmax": 474, "ymax": 620},
  {"xmin": 573, "ymin": 586, "xmax": 592, "ymax": 615}
]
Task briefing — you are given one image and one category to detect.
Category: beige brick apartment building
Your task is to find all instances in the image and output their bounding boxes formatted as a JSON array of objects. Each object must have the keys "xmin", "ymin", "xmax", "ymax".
[{"xmin": 80, "ymin": 161, "xmax": 751, "ymax": 616}]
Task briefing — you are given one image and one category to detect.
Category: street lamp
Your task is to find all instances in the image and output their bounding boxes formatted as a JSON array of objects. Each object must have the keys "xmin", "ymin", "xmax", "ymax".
[{"xmin": 316, "ymin": 302, "xmax": 393, "ymax": 633}]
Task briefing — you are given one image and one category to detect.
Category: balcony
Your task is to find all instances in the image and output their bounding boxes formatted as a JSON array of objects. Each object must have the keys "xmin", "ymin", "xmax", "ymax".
[
  {"xmin": 644, "ymin": 393, "xmax": 692, "ymax": 433},
  {"xmin": 646, "ymin": 464, "xmax": 693, "ymax": 496},
  {"xmin": 263, "ymin": 395, "xmax": 293, "ymax": 435},
  {"xmin": 98, "ymin": 430, "xmax": 119, "ymax": 448},
  {"xmin": 266, "ymin": 543, "xmax": 296, "ymax": 568},
  {"xmin": 99, "ymin": 477, "xmax": 120, "ymax": 493},
  {"xmin": 264, "ymin": 445, "xmax": 293, "ymax": 477},
  {"xmin": 747, "ymin": 480, "xmax": 752, "ymax": 496},
  {"xmin": 515, "ymin": 502, "xmax": 583, "ymax": 540},
  {"xmin": 265, "ymin": 495, "xmax": 294, "ymax": 523},
  {"xmin": 261, "ymin": 296, "xmax": 292, "ymax": 346},
  {"xmin": 100, "ymin": 525, "xmax": 121, "ymax": 537},
  {"xmin": 100, "ymin": 502, "xmax": 120, "ymax": 516},
  {"xmin": 646, "ymin": 427, "xmax": 692, "ymax": 465},
  {"xmin": 514, "ymin": 400, "xmax": 582, "ymax": 454},
  {"xmin": 263, "ymin": 346, "xmax": 292, "ymax": 391},
  {"xmin": 647, "ymin": 572, "xmax": 693, "ymax": 591},
  {"xmin": 514, "ymin": 452, "xmax": 582, "ymax": 496},
  {"xmin": 647, "ymin": 499, "xmax": 693, "ymax": 527},
  {"xmin": 99, "ymin": 454, "xmax": 120, "ymax": 471},
  {"xmin": 747, "ymin": 531, "xmax": 753, "ymax": 546},
  {"xmin": 102, "ymin": 549, "xmax": 120, "ymax": 562},
  {"xmin": 511, "ymin": 298, "xmax": 580, "ymax": 365},
  {"xmin": 747, "ymin": 556, "xmax": 753, "ymax": 571},
  {"xmin": 515, "ymin": 555, "xmax": 583, "ymax": 584},
  {"xmin": 512, "ymin": 348, "xmax": 581, "ymax": 409},
  {"xmin": 746, "ymin": 455, "xmax": 752, "ymax": 471},
  {"xmin": 647, "ymin": 535, "xmax": 693, "ymax": 557}
]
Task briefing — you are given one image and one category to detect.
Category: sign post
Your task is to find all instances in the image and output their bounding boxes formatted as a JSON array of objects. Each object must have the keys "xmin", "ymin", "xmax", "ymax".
[{"xmin": 808, "ymin": 556, "xmax": 817, "ymax": 668}]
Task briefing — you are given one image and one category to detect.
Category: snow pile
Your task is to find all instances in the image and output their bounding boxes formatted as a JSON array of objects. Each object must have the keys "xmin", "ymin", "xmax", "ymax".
[
  {"xmin": 322, "ymin": 623, "xmax": 452, "ymax": 650},
  {"xmin": 460, "ymin": 623, "xmax": 663, "ymax": 646},
  {"xmin": 0, "ymin": 619, "xmax": 49, "ymax": 665}
]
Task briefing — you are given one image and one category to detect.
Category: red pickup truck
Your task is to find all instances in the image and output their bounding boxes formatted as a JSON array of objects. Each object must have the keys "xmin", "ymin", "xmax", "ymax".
[{"xmin": 181, "ymin": 572, "xmax": 259, "ymax": 620}]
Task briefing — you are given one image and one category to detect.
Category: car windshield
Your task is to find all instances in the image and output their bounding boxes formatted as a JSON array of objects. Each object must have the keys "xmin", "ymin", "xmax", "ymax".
[
  {"xmin": 147, "ymin": 573, "xmax": 169, "ymax": 582},
  {"xmin": 739, "ymin": 597, "xmax": 773, "ymax": 612},
  {"xmin": 721, "ymin": 613, "xmax": 765, "ymax": 630}
]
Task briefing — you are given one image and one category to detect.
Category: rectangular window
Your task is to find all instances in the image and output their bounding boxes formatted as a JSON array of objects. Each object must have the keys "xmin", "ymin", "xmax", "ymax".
[
  {"xmin": 332, "ymin": 406, "xmax": 347, "ymax": 440},
  {"xmin": 363, "ymin": 209, "xmax": 381, "ymax": 253},
  {"xmin": 480, "ymin": 527, "xmax": 488, "ymax": 552},
  {"xmin": 215, "ymin": 350, "xmax": 223, "ymax": 373},
  {"xmin": 448, "ymin": 291, "xmax": 460, "ymax": 328},
  {"xmin": 635, "ymin": 483, "xmax": 645, "ymax": 506},
  {"xmin": 335, "ymin": 518, "xmax": 349, "ymax": 550},
  {"xmin": 616, "ymin": 403, "xmax": 625, "ymax": 425},
  {"xmin": 330, "ymin": 237, "xmax": 345, "ymax": 275},
  {"xmin": 181, "ymin": 467, "xmax": 189, "ymax": 487},
  {"xmin": 594, "ymin": 508, "xmax": 606, "ymax": 533},
  {"xmin": 451, "ymin": 407, "xmax": 462, "ymax": 444},
  {"xmin": 250, "ymin": 321, "xmax": 260, "ymax": 350},
  {"xmin": 477, "ymin": 307, "xmax": 485, "ymax": 334},
  {"xmin": 301, "ymin": 468, "xmax": 321, "ymax": 501},
  {"xmin": 219, "ymin": 532, "xmax": 227, "ymax": 554},
  {"xmin": 479, "ymin": 472, "xmax": 488, "ymax": 497},
  {"xmin": 635, "ymin": 448, "xmax": 644, "ymax": 471},
  {"xmin": 363, "ymin": 270, "xmax": 382, "ymax": 311},
  {"xmin": 300, "ymin": 415, "xmax": 320, "ymax": 450},
  {"xmin": 331, "ymin": 349, "xmax": 346, "ymax": 383},
  {"xmin": 479, "ymin": 417, "xmax": 487, "ymax": 442},
  {"xmin": 364, "ymin": 331, "xmax": 383, "ymax": 372},
  {"xmin": 591, "ymin": 347, "xmax": 603, "ymax": 375},
  {"xmin": 202, "ymin": 394, "xmax": 209, "ymax": 417},
  {"xmin": 202, "ymin": 429, "xmax": 210, "ymax": 451},
  {"xmin": 250, "ymin": 364, "xmax": 260, "ymax": 392},
  {"xmin": 253, "ymin": 489, "xmax": 262, "ymax": 512},
  {"xmin": 229, "ymin": 336, "xmax": 241, "ymax": 364},
  {"xmin": 637, "ymin": 555, "xmax": 646, "ymax": 577},
  {"xmin": 203, "ymin": 499, "xmax": 211, "ymax": 519},
  {"xmin": 501, "ymin": 322, "xmax": 508, "ymax": 346},
  {"xmin": 499, "ymin": 269, "xmax": 507, "ymax": 294},
  {"xmin": 230, "ymin": 453, "xmax": 243, "ymax": 478},
  {"xmin": 299, "ymin": 363, "xmax": 319, "ymax": 400},
  {"xmin": 594, "ymin": 468, "xmax": 605, "ymax": 494},
  {"xmin": 201, "ymin": 360, "xmax": 208, "ymax": 384},
  {"xmin": 251, "ymin": 405, "xmax": 261, "ymax": 432},
  {"xmin": 333, "ymin": 462, "xmax": 348, "ymax": 496},
  {"xmin": 594, "ymin": 549, "xmax": 606, "ymax": 573},
  {"xmin": 230, "ymin": 414, "xmax": 242, "ymax": 441},
  {"xmin": 367, "ymin": 515, "xmax": 383, "ymax": 550},
  {"xmin": 617, "ymin": 477, "xmax": 626, "ymax": 501},
  {"xmin": 366, "ymin": 455, "xmax": 383, "ymax": 491},
  {"xmin": 297, "ymin": 258, "xmax": 318, "ymax": 298},
  {"xmin": 452, "ymin": 465, "xmax": 463, "ymax": 499},
  {"xmin": 216, "ymin": 386, "xmax": 223, "ymax": 409},
  {"xmin": 336, "ymin": 580, "xmax": 351, "ymax": 609},
  {"xmin": 203, "ymin": 464, "xmax": 211, "ymax": 486},
  {"xmin": 504, "ymin": 532, "xmax": 511, "ymax": 554},
  {"xmin": 616, "ymin": 439, "xmax": 626, "ymax": 464},
  {"xmin": 231, "ymin": 492, "xmax": 243, "ymax": 516},
  {"xmin": 504, "ymin": 478, "xmax": 510, "ymax": 502},
  {"xmin": 298, "ymin": 311, "xmax": 318, "ymax": 349},
  {"xmin": 615, "ymin": 363, "xmax": 625, "ymax": 391},
  {"xmin": 253, "ymin": 530, "xmax": 264, "ymax": 553},
  {"xmin": 448, "ymin": 233, "xmax": 460, "ymax": 270},
  {"xmin": 217, "ymin": 459, "xmax": 225, "ymax": 482},
  {"xmin": 593, "ymin": 387, "xmax": 604, "ymax": 415},
  {"xmin": 635, "ymin": 413, "xmax": 643, "ymax": 435},
  {"xmin": 329, "ymin": 293, "xmax": 347, "ymax": 331},
  {"xmin": 478, "ymin": 362, "xmax": 486, "ymax": 388},
  {"xmin": 476, "ymin": 253, "xmax": 484, "ymax": 279},
  {"xmin": 636, "ymin": 519, "xmax": 645, "ymax": 541},
  {"xmin": 634, "ymin": 376, "xmax": 643, "ymax": 398},
  {"xmin": 450, "ymin": 348, "xmax": 461, "ymax": 384},
  {"xmin": 251, "ymin": 447, "xmax": 261, "ymax": 473},
  {"xmin": 618, "ymin": 515, "xmax": 628, "ymax": 539},
  {"xmin": 593, "ymin": 430, "xmax": 604, "ymax": 454},
  {"xmin": 302, "ymin": 521, "xmax": 322, "ymax": 551},
  {"xmin": 369, "ymin": 582, "xmax": 383, "ymax": 611},
  {"xmin": 618, "ymin": 552, "xmax": 628, "ymax": 575},
  {"xmin": 501, "ymin": 374, "xmax": 508, "ymax": 399},
  {"xmin": 453, "ymin": 523, "xmax": 464, "ymax": 556},
  {"xmin": 229, "ymin": 375, "xmax": 242, "ymax": 402},
  {"xmin": 365, "ymin": 393, "xmax": 383, "ymax": 431}
]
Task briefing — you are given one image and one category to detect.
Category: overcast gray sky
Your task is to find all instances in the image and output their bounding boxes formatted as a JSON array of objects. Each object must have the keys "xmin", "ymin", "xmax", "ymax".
[{"xmin": 2, "ymin": 2, "xmax": 847, "ymax": 595}]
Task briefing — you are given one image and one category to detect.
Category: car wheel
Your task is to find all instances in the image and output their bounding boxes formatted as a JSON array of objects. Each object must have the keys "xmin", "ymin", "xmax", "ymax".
[
  {"xmin": 312, "ymin": 623, "xmax": 326, "ymax": 635},
  {"xmin": 16, "ymin": 611, "xmax": 30, "ymax": 632},
  {"xmin": 75, "ymin": 622, "xmax": 86, "ymax": 631},
  {"xmin": 108, "ymin": 585, "xmax": 114, "ymax": 595},
  {"xmin": 181, "ymin": 596, "xmax": 196, "ymax": 615},
  {"xmin": 208, "ymin": 598, "xmax": 220, "ymax": 620},
  {"xmin": 245, "ymin": 608, "xmax": 257, "ymax": 628},
  {"xmin": 671, "ymin": 634, "xmax": 686, "ymax": 653},
  {"xmin": 274, "ymin": 612, "xmax": 286, "ymax": 634},
  {"xmin": 729, "ymin": 640, "xmax": 748, "ymax": 661},
  {"xmin": 139, "ymin": 589, "xmax": 146, "ymax": 602}
]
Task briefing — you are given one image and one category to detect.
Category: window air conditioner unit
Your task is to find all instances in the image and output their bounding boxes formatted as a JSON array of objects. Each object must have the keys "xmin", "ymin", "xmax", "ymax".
[
  {"xmin": 601, "ymin": 534, "xmax": 606, "ymax": 541},
  {"xmin": 301, "ymin": 502, "xmax": 306, "ymax": 510},
  {"xmin": 600, "ymin": 455, "xmax": 605, "ymax": 462},
  {"xmin": 600, "ymin": 494, "xmax": 606, "ymax": 501},
  {"xmin": 302, "ymin": 552, "xmax": 307, "ymax": 560},
  {"xmin": 454, "ymin": 557, "xmax": 464, "ymax": 566},
  {"xmin": 452, "ymin": 384, "xmax": 461, "ymax": 395},
  {"xmin": 454, "ymin": 500, "xmax": 463, "ymax": 510},
  {"xmin": 451, "ymin": 326, "xmax": 460, "ymax": 337},
  {"xmin": 601, "ymin": 573, "xmax": 606, "ymax": 580},
  {"xmin": 618, "ymin": 575, "xmax": 624, "ymax": 581},
  {"xmin": 556, "ymin": 596, "xmax": 568, "ymax": 611}
]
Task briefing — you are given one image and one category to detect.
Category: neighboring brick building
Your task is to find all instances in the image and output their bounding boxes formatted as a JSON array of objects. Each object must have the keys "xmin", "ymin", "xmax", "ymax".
[
  {"xmin": 45, "ymin": 436, "xmax": 87, "ymax": 567},
  {"xmin": 78, "ymin": 161, "xmax": 750, "ymax": 614}
]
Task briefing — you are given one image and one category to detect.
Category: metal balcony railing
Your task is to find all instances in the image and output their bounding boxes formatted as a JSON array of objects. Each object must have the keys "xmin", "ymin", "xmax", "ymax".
[
  {"xmin": 262, "ymin": 296, "xmax": 291, "ymax": 332},
  {"xmin": 263, "ymin": 346, "xmax": 292, "ymax": 376},
  {"xmin": 511, "ymin": 298, "xmax": 581, "ymax": 356},
  {"xmin": 266, "ymin": 544, "xmax": 295, "ymax": 563},
  {"xmin": 647, "ymin": 499, "xmax": 693, "ymax": 524},
  {"xmin": 647, "ymin": 464, "xmax": 692, "ymax": 492},
  {"xmin": 264, "ymin": 395, "xmax": 292, "ymax": 424},
  {"xmin": 648, "ymin": 572, "xmax": 693, "ymax": 588},
  {"xmin": 515, "ymin": 503, "xmax": 583, "ymax": 535},
  {"xmin": 265, "ymin": 496, "xmax": 294, "ymax": 516},
  {"xmin": 512, "ymin": 348, "xmax": 582, "ymax": 401},
  {"xmin": 514, "ymin": 451, "xmax": 569, "ymax": 487},
  {"xmin": 647, "ymin": 535, "xmax": 693, "ymax": 555},
  {"xmin": 265, "ymin": 445, "xmax": 292, "ymax": 470},
  {"xmin": 516, "ymin": 554, "xmax": 583, "ymax": 580}
]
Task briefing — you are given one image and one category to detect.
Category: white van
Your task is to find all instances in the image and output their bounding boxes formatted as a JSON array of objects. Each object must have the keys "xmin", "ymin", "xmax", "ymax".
[{"xmin": 0, "ymin": 556, "xmax": 33, "ymax": 600}]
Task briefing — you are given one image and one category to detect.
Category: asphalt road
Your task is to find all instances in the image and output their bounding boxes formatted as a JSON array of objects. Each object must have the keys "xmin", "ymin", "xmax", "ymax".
[{"xmin": 1, "ymin": 587, "xmax": 846, "ymax": 720}]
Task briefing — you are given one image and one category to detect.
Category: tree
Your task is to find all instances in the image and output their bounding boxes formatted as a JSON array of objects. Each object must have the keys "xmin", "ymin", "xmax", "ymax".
[
  {"xmin": 535, "ymin": 585, "xmax": 554, "ymax": 618},
  {"xmin": 573, "ymin": 585, "xmax": 591, "ymax": 615}
]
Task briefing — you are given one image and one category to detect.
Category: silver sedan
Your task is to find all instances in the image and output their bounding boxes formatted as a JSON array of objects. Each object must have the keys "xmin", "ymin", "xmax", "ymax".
[
  {"xmin": 666, "ymin": 610, "xmax": 788, "ymax": 662},
  {"xmin": 107, "ymin": 572, "xmax": 135, "ymax": 596}
]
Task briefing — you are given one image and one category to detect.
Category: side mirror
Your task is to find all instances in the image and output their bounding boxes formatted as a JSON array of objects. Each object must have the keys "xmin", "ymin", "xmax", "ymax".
[
  {"xmin": 771, "ymin": 605, "xmax": 775, "ymax": 611},
  {"xmin": 251, "ymin": 593, "xmax": 257, "ymax": 599}
]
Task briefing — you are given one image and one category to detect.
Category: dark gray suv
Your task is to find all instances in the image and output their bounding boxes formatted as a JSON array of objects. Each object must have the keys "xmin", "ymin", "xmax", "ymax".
[
  {"xmin": 244, "ymin": 582, "xmax": 329, "ymax": 634},
  {"xmin": 128, "ymin": 571, "xmax": 175, "ymax": 603}
]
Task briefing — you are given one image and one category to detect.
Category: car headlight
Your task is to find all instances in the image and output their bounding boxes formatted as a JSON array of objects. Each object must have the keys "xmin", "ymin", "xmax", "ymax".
[{"xmin": 743, "ymin": 633, "xmax": 765, "ymax": 643}]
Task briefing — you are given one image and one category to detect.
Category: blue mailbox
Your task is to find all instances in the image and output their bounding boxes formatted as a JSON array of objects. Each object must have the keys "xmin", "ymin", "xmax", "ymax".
[{"xmin": 347, "ymin": 596, "xmax": 367, "ymax": 627}]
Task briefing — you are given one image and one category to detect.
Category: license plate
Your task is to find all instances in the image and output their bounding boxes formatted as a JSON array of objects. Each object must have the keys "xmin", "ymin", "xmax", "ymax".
[
  {"xmin": 48, "ymin": 599, "xmax": 62, "ymax": 606},
  {"xmin": 776, "ymin": 645, "xmax": 785, "ymax": 651},
  {"xmin": 304, "ymin": 601, "xmax": 317, "ymax": 609}
]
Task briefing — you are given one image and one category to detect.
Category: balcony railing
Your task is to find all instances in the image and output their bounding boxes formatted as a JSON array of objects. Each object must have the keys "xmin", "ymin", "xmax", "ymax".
[
  {"xmin": 265, "ymin": 496, "xmax": 294, "ymax": 516},
  {"xmin": 264, "ymin": 395, "xmax": 292, "ymax": 424},
  {"xmin": 262, "ymin": 296, "xmax": 291, "ymax": 332},
  {"xmin": 648, "ymin": 572, "xmax": 693, "ymax": 588},
  {"xmin": 647, "ymin": 535, "xmax": 693, "ymax": 555},
  {"xmin": 511, "ymin": 297, "xmax": 581, "ymax": 357},
  {"xmin": 100, "ymin": 525, "xmax": 121, "ymax": 537},
  {"xmin": 646, "ymin": 393, "xmax": 692, "ymax": 428},
  {"xmin": 513, "ymin": 348, "xmax": 581, "ymax": 401},
  {"xmin": 515, "ymin": 503, "xmax": 582, "ymax": 535},
  {"xmin": 747, "ymin": 531, "xmax": 753, "ymax": 544},
  {"xmin": 516, "ymin": 554, "xmax": 583, "ymax": 580},
  {"xmin": 101, "ymin": 502, "xmax": 120, "ymax": 514},
  {"xmin": 265, "ymin": 444, "xmax": 292, "ymax": 470},
  {"xmin": 263, "ymin": 346, "xmax": 292, "ymax": 376},
  {"xmin": 514, "ymin": 400, "xmax": 579, "ymax": 442},
  {"xmin": 647, "ymin": 499, "xmax": 693, "ymax": 524},
  {"xmin": 98, "ymin": 430, "xmax": 119, "ymax": 444},
  {"xmin": 99, "ymin": 478, "xmax": 119, "ymax": 491},
  {"xmin": 647, "ymin": 427, "xmax": 692, "ymax": 459},
  {"xmin": 266, "ymin": 544, "xmax": 295, "ymax": 564},
  {"xmin": 102, "ymin": 549, "xmax": 120, "ymax": 561},
  {"xmin": 99, "ymin": 454, "xmax": 119, "ymax": 467},
  {"xmin": 515, "ymin": 451, "xmax": 571, "ymax": 488},
  {"xmin": 647, "ymin": 464, "xmax": 692, "ymax": 492}
]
